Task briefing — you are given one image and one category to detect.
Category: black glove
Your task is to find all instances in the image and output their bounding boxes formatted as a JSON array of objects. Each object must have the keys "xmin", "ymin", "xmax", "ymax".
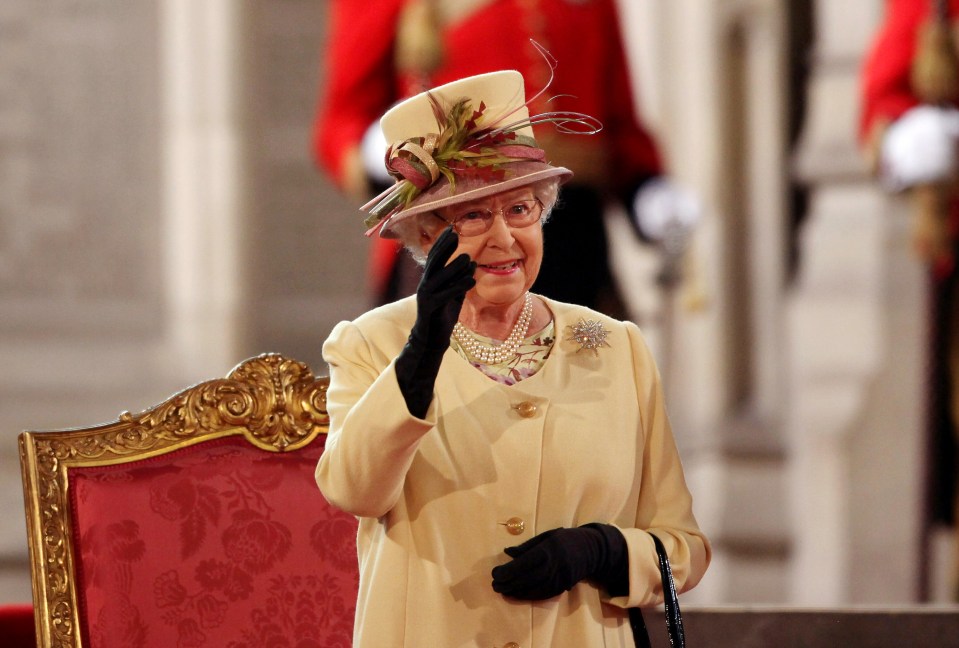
[
  {"xmin": 395, "ymin": 227, "xmax": 475, "ymax": 418},
  {"xmin": 491, "ymin": 523, "xmax": 629, "ymax": 600}
]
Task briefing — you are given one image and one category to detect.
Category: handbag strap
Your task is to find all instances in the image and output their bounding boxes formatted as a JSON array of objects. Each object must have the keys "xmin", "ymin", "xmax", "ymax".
[
  {"xmin": 627, "ymin": 533, "xmax": 686, "ymax": 648},
  {"xmin": 652, "ymin": 533, "xmax": 685, "ymax": 647},
  {"xmin": 628, "ymin": 606, "xmax": 652, "ymax": 648}
]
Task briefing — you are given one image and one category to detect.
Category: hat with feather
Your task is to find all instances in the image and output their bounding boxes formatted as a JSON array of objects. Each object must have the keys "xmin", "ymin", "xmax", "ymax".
[{"xmin": 362, "ymin": 65, "xmax": 601, "ymax": 239}]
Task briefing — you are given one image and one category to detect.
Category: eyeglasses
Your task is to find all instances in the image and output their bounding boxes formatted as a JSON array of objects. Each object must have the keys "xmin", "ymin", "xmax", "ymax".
[{"xmin": 443, "ymin": 198, "xmax": 544, "ymax": 237}]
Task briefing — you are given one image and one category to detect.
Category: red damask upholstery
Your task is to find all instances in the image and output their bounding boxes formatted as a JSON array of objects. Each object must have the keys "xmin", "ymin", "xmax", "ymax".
[
  {"xmin": 70, "ymin": 436, "xmax": 356, "ymax": 647},
  {"xmin": 20, "ymin": 354, "xmax": 359, "ymax": 648}
]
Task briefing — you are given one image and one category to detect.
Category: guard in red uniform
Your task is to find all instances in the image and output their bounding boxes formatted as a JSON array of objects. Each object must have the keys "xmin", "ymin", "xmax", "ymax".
[
  {"xmin": 313, "ymin": 0, "xmax": 697, "ymax": 315},
  {"xmin": 861, "ymin": 0, "xmax": 959, "ymax": 599}
]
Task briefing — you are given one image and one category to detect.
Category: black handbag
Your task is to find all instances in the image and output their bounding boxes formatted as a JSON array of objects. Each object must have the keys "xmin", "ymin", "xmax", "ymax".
[{"xmin": 628, "ymin": 533, "xmax": 685, "ymax": 648}]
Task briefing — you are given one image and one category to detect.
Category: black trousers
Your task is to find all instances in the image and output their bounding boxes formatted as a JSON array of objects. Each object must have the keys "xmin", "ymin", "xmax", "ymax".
[{"xmin": 929, "ymin": 259, "xmax": 959, "ymax": 527}]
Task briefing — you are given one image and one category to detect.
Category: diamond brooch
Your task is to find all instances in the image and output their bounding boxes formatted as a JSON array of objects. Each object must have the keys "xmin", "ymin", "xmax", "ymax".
[{"xmin": 566, "ymin": 319, "xmax": 610, "ymax": 355}]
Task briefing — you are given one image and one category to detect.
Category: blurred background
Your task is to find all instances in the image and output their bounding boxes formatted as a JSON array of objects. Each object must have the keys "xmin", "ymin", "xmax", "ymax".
[{"xmin": 1, "ymin": 0, "xmax": 953, "ymax": 609}]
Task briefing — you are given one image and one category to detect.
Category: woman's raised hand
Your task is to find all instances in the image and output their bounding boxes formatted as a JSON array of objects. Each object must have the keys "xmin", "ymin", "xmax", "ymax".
[
  {"xmin": 414, "ymin": 227, "xmax": 476, "ymax": 349},
  {"xmin": 395, "ymin": 227, "xmax": 475, "ymax": 418}
]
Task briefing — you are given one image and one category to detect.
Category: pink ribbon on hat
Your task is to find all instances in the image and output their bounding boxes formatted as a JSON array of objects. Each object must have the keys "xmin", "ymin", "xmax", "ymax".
[
  {"xmin": 387, "ymin": 134, "xmax": 442, "ymax": 189},
  {"xmin": 487, "ymin": 144, "xmax": 546, "ymax": 161}
]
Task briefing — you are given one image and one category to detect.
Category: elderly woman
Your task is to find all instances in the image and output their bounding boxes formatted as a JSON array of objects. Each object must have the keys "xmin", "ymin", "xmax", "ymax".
[{"xmin": 315, "ymin": 70, "xmax": 710, "ymax": 648}]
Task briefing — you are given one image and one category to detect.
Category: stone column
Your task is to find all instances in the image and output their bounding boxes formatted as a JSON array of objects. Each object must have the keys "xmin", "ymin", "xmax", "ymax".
[
  {"xmin": 159, "ymin": 0, "xmax": 251, "ymax": 379},
  {"xmin": 789, "ymin": 0, "xmax": 927, "ymax": 604},
  {"xmin": 616, "ymin": 0, "xmax": 793, "ymax": 603}
]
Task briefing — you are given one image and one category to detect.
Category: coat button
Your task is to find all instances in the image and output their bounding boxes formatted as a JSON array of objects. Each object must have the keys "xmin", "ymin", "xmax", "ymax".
[
  {"xmin": 515, "ymin": 401, "xmax": 537, "ymax": 418},
  {"xmin": 503, "ymin": 517, "xmax": 525, "ymax": 535}
]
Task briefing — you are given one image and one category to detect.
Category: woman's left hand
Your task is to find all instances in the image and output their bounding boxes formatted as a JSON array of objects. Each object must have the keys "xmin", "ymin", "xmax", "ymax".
[{"xmin": 491, "ymin": 524, "xmax": 628, "ymax": 600}]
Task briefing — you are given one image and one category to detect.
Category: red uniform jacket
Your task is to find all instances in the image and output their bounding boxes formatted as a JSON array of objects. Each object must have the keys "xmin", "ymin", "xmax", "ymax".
[{"xmin": 860, "ymin": 0, "xmax": 959, "ymax": 142}]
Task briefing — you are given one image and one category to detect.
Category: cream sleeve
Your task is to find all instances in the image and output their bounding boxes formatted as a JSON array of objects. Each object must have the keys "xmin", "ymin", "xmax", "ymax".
[
  {"xmin": 609, "ymin": 323, "xmax": 711, "ymax": 608},
  {"xmin": 315, "ymin": 319, "xmax": 436, "ymax": 518}
]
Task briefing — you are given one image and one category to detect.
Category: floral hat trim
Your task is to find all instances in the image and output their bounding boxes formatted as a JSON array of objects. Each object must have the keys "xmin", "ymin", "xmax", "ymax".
[{"xmin": 361, "ymin": 42, "xmax": 602, "ymax": 236}]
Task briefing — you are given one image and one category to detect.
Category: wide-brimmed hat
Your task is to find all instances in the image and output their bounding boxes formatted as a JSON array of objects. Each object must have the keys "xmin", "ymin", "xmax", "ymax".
[{"xmin": 362, "ymin": 70, "xmax": 594, "ymax": 239}]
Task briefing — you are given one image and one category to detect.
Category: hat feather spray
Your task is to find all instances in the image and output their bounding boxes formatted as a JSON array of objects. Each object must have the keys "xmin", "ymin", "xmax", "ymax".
[{"xmin": 361, "ymin": 42, "xmax": 602, "ymax": 236}]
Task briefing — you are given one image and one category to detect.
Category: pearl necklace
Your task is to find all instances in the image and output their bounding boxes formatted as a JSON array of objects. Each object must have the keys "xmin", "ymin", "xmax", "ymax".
[{"xmin": 452, "ymin": 293, "xmax": 533, "ymax": 365}]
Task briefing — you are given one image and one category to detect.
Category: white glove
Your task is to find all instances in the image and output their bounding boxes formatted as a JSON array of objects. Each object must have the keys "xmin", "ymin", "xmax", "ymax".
[
  {"xmin": 880, "ymin": 105, "xmax": 959, "ymax": 192},
  {"xmin": 632, "ymin": 176, "xmax": 702, "ymax": 244},
  {"xmin": 361, "ymin": 121, "xmax": 392, "ymax": 184}
]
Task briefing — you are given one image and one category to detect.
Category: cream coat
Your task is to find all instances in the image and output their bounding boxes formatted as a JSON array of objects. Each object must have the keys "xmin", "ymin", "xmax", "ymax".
[{"xmin": 316, "ymin": 296, "xmax": 710, "ymax": 648}]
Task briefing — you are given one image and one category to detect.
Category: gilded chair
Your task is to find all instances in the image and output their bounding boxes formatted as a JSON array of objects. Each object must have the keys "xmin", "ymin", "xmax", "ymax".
[{"xmin": 19, "ymin": 354, "xmax": 358, "ymax": 648}]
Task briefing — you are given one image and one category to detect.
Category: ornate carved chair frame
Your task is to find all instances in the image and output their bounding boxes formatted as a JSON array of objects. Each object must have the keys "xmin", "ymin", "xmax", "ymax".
[{"xmin": 19, "ymin": 354, "xmax": 352, "ymax": 647}]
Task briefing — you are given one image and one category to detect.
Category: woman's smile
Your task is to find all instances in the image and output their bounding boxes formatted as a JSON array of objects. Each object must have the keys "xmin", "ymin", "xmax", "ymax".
[{"xmin": 477, "ymin": 259, "xmax": 523, "ymax": 275}]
